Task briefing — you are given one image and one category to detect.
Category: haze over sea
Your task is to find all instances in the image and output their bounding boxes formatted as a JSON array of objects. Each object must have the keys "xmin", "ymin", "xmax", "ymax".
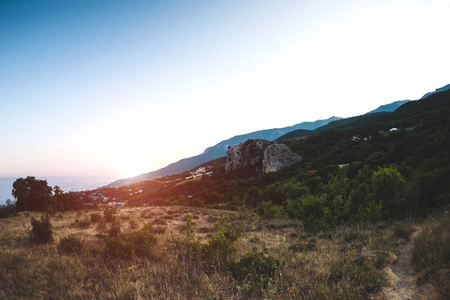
[{"xmin": 0, "ymin": 175, "xmax": 117, "ymax": 206}]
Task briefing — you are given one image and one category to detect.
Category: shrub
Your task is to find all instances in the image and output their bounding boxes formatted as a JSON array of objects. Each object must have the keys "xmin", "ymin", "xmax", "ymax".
[
  {"xmin": 102, "ymin": 224, "xmax": 159, "ymax": 261},
  {"xmin": 230, "ymin": 247, "xmax": 282, "ymax": 289},
  {"xmin": 328, "ymin": 255, "xmax": 383, "ymax": 295},
  {"xmin": 288, "ymin": 241, "xmax": 317, "ymax": 253},
  {"xmin": 256, "ymin": 200, "xmax": 284, "ymax": 219},
  {"xmin": 29, "ymin": 215, "xmax": 53, "ymax": 244},
  {"xmin": 129, "ymin": 219, "xmax": 139, "ymax": 229},
  {"xmin": 413, "ymin": 214, "xmax": 450, "ymax": 297},
  {"xmin": 374, "ymin": 251, "xmax": 390, "ymax": 269},
  {"xmin": 153, "ymin": 217, "xmax": 167, "ymax": 225},
  {"xmin": 201, "ymin": 230, "xmax": 237, "ymax": 272},
  {"xmin": 74, "ymin": 215, "xmax": 91, "ymax": 228},
  {"xmin": 103, "ymin": 237, "xmax": 133, "ymax": 260},
  {"xmin": 108, "ymin": 222, "xmax": 121, "ymax": 238},
  {"xmin": 58, "ymin": 234, "xmax": 83, "ymax": 254},
  {"xmin": 124, "ymin": 226, "xmax": 158, "ymax": 259},
  {"xmin": 103, "ymin": 207, "xmax": 117, "ymax": 223},
  {"xmin": 90, "ymin": 212, "xmax": 102, "ymax": 223},
  {"xmin": 182, "ymin": 213, "xmax": 195, "ymax": 236},
  {"xmin": 172, "ymin": 222, "xmax": 238, "ymax": 273}
]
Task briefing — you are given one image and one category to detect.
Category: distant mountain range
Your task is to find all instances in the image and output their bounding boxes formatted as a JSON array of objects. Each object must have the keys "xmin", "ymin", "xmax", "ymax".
[
  {"xmin": 108, "ymin": 117, "xmax": 340, "ymax": 187},
  {"xmin": 365, "ymin": 100, "xmax": 410, "ymax": 114},
  {"xmin": 420, "ymin": 83, "xmax": 450, "ymax": 99},
  {"xmin": 108, "ymin": 83, "xmax": 449, "ymax": 187}
]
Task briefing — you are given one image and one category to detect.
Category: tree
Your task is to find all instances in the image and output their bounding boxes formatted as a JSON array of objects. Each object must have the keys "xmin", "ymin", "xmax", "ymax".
[
  {"xmin": 371, "ymin": 166, "xmax": 408, "ymax": 219},
  {"xmin": 12, "ymin": 176, "xmax": 53, "ymax": 211}
]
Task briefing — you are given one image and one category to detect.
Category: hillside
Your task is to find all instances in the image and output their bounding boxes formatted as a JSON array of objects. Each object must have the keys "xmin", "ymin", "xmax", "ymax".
[
  {"xmin": 277, "ymin": 98, "xmax": 413, "ymax": 142},
  {"xmin": 365, "ymin": 100, "xmax": 410, "ymax": 114},
  {"xmin": 107, "ymin": 116, "xmax": 340, "ymax": 187},
  {"xmin": 82, "ymin": 86, "xmax": 450, "ymax": 217},
  {"xmin": 3, "ymin": 85, "xmax": 449, "ymax": 299},
  {"xmin": 420, "ymin": 83, "xmax": 450, "ymax": 99}
]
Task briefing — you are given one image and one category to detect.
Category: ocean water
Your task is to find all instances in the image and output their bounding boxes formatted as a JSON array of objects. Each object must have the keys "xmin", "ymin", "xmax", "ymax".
[{"xmin": 0, "ymin": 175, "xmax": 117, "ymax": 205}]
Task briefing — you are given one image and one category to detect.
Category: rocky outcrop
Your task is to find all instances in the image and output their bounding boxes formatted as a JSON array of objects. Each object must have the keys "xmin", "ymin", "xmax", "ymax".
[
  {"xmin": 263, "ymin": 143, "xmax": 302, "ymax": 173},
  {"xmin": 225, "ymin": 139, "xmax": 301, "ymax": 174}
]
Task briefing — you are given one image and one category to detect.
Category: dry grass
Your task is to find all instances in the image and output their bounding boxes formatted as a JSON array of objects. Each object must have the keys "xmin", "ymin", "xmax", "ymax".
[{"xmin": 0, "ymin": 206, "xmax": 430, "ymax": 299}]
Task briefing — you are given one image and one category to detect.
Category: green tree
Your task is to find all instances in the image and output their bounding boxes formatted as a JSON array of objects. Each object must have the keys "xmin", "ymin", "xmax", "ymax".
[
  {"xmin": 53, "ymin": 186, "xmax": 82, "ymax": 211},
  {"xmin": 12, "ymin": 176, "xmax": 53, "ymax": 211},
  {"xmin": 371, "ymin": 166, "xmax": 407, "ymax": 219}
]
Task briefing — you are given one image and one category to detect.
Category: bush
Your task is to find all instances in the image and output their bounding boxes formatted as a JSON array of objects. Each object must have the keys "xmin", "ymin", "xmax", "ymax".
[
  {"xmin": 90, "ymin": 212, "xmax": 102, "ymax": 223},
  {"xmin": 328, "ymin": 255, "xmax": 383, "ymax": 295},
  {"xmin": 108, "ymin": 222, "xmax": 121, "ymax": 238},
  {"xmin": 201, "ymin": 230, "xmax": 237, "ymax": 272},
  {"xmin": 230, "ymin": 247, "xmax": 282, "ymax": 289},
  {"xmin": 74, "ymin": 215, "xmax": 91, "ymax": 228},
  {"xmin": 125, "ymin": 226, "xmax": 158, "ymax": 259},
  {"xmin": 103, "ymin": 207, "xmax": 117, "ymax": 223},
  {"xmin": 58, "ymin": 234, "xmax": 83, "ymax": 254},
  {"xmin": 102, "ymin": 224, "xmax": 159, "ymax": 261},
  {"xmin": 413, "ymin": 214, "xmax": 450, "ymax": 297},
  {"xmin": 103, "ymin": 237, "xmax": 133, "ymax": 260},
  {"xmin": 29, "ymin": 215, "xmax": 53, "ymax": 244},
  {"xmin": 288, "ymin": 241, "xmax": 317, "ymax": 253},
  {"xmin": 256, "ymin": 200, "xmax": 284, "ymax": 219}
]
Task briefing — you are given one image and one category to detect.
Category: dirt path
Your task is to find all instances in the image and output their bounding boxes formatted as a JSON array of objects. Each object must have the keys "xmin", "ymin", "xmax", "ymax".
[{"xmin": 377, "ymin": 230, "xmax": 438, "ymax": 300}]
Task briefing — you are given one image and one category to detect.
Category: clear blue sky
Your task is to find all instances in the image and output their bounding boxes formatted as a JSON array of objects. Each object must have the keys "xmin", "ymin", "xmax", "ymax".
[{"xmin": 1, "ymin": 0, "xmax": 449, "ymax": 178}]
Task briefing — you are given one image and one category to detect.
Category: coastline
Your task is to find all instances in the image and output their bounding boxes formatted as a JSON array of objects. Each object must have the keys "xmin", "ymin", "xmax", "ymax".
[{"xmin": 0, "ymin": 175, "xmax": 117, "ymax": 205}]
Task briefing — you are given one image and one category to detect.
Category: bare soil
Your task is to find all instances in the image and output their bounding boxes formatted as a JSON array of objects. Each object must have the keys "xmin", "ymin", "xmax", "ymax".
[{"xmin": 374, "ymin": 230, "xmax": 439, "ymax": 300}]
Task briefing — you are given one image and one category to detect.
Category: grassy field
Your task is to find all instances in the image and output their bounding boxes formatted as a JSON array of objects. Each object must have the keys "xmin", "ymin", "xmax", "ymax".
[{"xmin": 0, "ymin": 206, "xmax": 446, "ymax": 299}]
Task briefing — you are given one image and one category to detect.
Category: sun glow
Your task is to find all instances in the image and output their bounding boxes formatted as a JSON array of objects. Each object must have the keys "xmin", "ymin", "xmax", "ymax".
[{"xmin": 114, "ymin": 158, "xmax": 148, "ymax": 178}]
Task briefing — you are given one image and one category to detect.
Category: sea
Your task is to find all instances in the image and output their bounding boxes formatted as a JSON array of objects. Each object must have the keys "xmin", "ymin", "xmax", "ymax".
[{"xmin": 0, "ymin": 175, "xmax": 117, "ymax": 206}]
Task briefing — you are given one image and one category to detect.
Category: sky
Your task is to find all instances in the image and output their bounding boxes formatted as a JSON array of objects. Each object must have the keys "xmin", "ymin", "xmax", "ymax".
[{"xmin": 1, "ymin": 0, "xmax": 449, "ymax": 180}]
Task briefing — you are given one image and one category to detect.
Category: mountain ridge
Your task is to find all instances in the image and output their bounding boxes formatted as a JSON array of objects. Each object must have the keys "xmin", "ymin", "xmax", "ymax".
[
  {"xmin": 107, "ymin": 117, "xmax": 339, "ymax": 187},
  {"xmin": 420, "ymin": 83, "xmax": 450, "ymax": 99},
  {"xmin": 107, "ymin": 83, "xmax": 449, "ymax": 187}
]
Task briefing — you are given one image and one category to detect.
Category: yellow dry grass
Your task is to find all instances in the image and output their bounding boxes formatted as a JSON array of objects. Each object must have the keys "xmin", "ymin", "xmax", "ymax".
[{"xmin": 0, "ymin": 206, "xmax": 434, "ymax": 299}]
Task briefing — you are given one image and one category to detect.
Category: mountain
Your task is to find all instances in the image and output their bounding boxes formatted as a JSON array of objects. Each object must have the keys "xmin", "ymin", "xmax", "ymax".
[
  {"xmin": 420, "ymin": 83, "xmax": 450, "ymax": 99},
  {"xmin": 107, "ymin": 117, "xmax": 340, "ymax": 187},
  {"xmin": 365, "ymin": 100, "xmax": 410, "ymax": 114},
  {"xmin": 277, "ymin": 99, "xmax": 410, "ymax": 142},
  {"xmin": 109, "ymin": 83, "xmax": 450, "ymax": 188}
]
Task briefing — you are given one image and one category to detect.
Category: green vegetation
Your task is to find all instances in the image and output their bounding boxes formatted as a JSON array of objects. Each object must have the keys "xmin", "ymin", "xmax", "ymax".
[
  {"xmin": 0, "ymin": 89, "xmax": 449, "ymax": 298},
  {"xmin": 29, "ymin": 214, "xmax": 53, "ymax": 244},
  {"xmin": 413, "ymin": 213, "xmax": 450, "ymax": 297}
]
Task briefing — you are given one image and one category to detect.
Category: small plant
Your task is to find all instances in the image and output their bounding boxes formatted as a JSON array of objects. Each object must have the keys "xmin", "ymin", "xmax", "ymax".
[
  {"xmin": 124, "ymin": 226, "xmax": 158, "ymax": 259},
  {"xmin": 103, "ymin": 237, "xmax": 133, "ymax": 260},
  {"xmin": 58, "ymin": 234, "xmax": 83, "ymax": 254},
  {"xmin": 74, "ymin": 215, "xmax": 91, "ymax": 228},
  {"xmin": 374, "ymin": 251, "xmax": 391, "ymax": 269},
  {"xmin": 103, "ymin": 207, "xmax": 117, "ymax": 223},
  {"xmin": 413, "ymin": 215, "xmax": 450, "ymax": 297},
  {"xmin": 201, "ymin": 230, "xmax": 237, "ymax": 272},
  {"xmin": 182, "ymin": 212, "xmax": 195, "ymax": 236},
  {"xmin": 29, "ymin": 215, "xmax": 53, "ymax": 244},
  {"xmin": 288, "ymin": 241, "xmax": 317, "ymax": 253},
  {"xmin": 230, "ymin": 247, "xmax": 282, "ymax": 290},
  {"xmin": 102, "ymin": 223, "xmax": 160, "ymax": 261},
  {"xmin": 108, "ymin": 222, "xmax": 121, "ymax": 238},
  {"xmin": 90, "ymin": 212, "xmax": 102, "ymax": 223},
  {"xmin": 129, "ymin": 219, "xmax": 139, "ymax": 229}
]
